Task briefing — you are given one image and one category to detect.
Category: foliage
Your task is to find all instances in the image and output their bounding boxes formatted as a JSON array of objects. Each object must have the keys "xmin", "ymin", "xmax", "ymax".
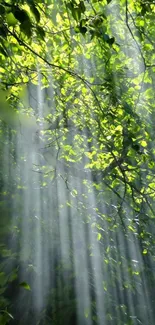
[{"xmin": 0, "ymin": 0, "xmax": 155, "ymax": 324}]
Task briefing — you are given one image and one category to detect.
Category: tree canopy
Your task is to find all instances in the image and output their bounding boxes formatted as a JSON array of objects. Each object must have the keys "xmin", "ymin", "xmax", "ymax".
[{"xmin": 0, "ymin": 0, "xmax": 155, "ymax": 324}]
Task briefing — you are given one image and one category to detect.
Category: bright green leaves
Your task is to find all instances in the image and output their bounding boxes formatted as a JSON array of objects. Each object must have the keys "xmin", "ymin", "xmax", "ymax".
[
  {"xmin": 0, "ymin": 1, "xmax": 155, "ymax": 324},
  {"xmin": 61, "ymin": 144, "xmax": 77, "ymax": 163},
  {"xmin": 6, "ymin": 13, "xmax": 18, "ymax": 27},
  {"xmin": 67, "ymin": 0, "xmax": 88, "ymax": 35},
  {"xmin": 12, "ymin": 3, "xmax": 41, "ymax": 39},
  {"xmin": 140, "ymin": 140, "xmax": 147, "ymax": 148},
  {"xmin": 128, "ymin": 225, "xmax": 136, "ymax": 233},
  {"xmin": 10, "ymin": 6, "xmax": 32, "ymax": 38},
  {"xmin": 11, "ymin": 1, "xmax": 41, "ymax": 25},
  {"xmin": 97, "ymin": 232, "xmax": 102, "ymax": 241},
  {"xmin": 28, "ymin": 2, "xmax": 40, "ymax": 23},
  {"xmin": 66, "ymin": 0, "xmax": 86, "ymax": 22},
  {"xmin": 75, "ymin": 19, "xmax": 88, "ymax": 35},
  {"xmin": 143, "ymin": 248, "xmax": 148, "ymax": 255},
  {"xmin": 66, "ymin": 0, "xmax": 115, "ymax": 45},
  {"xmin": 71, "ymin": 189, "xmax": 78, "ymax": 197},
  {"xmin": 19, "ymin": 281, "xmax": 31, "ymax": 290},
  {"xmin": 0, "ymin": 0, "xmax": 44, "ymax": 48}
]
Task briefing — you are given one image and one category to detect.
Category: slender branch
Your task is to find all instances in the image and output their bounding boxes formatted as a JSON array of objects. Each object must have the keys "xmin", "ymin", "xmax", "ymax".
[
  {"xmin": 6, "ymin": 28, "xmax": 103, "ymax": 111},
  {"xmin": 125, "ymin": 0, "xmax": 146, "ymax": 70}
]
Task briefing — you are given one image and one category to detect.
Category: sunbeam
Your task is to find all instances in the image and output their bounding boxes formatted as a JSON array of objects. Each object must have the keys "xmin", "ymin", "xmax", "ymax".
[{"xmin": 0, "ymin": 1, "xmax": 155, "ymax": 325}]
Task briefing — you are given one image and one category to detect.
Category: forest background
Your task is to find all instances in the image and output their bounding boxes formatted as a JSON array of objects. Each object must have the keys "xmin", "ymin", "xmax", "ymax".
[{"xmin": 0, "ymin": 0, "xmax": 155, "ymax": 324}]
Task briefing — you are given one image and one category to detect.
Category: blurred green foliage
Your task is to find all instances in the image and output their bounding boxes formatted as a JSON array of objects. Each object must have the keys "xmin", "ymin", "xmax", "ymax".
[{"xmin": 0, "ymin": 0, "xmax": 155, "ymax": 324}]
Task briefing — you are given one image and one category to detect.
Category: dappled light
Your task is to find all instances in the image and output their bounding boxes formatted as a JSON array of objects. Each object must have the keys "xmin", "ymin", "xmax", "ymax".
[{"xmin": 0, "ymin": 0, "xmax": 155, "ymax": 325}]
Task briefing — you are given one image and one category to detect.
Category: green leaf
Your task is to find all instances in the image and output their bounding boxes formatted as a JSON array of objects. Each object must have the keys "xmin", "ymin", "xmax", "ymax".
[
  {"xmin": 106, "ymin": 37, "xmax": 115, "ymax": 45},
  {"xmin": 20, "ymin": 21, "xmax": 32, "ymax": 38},
  {"xmin": 67, "ymin": 2, "xmax": 83, "ymax": 21},
  {"xmin": 72, "ymin": 8, "xmax": 81, "ymax": 21},
  {"xmin": 66, "ymin": 2, "xmax": 74, "ymax": 12},
  {"xmin": 0, "ymin": 310, "xmax": 14, "ymax": 319},
  {"xmin": 79, "ymin": 1, "xmax": 86, "ymax": 14},
  {"xmin": 29, "ymin": 3, "xmax": 40, "ymax": 23},
  {"xmin": 6, "ymin": 13, "xmax": 18, "ymax": 26},
  {"xmin": 140, "ymin": 140, "xmax": 147, "ymax": 147},
  {"xmin": 19, "ymin": 282, "xmax": 31, "ymax": 290},
  {"xmin": 13, "ymin": 8, "xmax": 30, "ymax": 24},
  {"xmin": 97, "ymin": 233, "xmax": 101, "ymax": 241},
  {"xmin": 36, "ymin": 26, "xmax": 45, "ymax": 40},
  {"xmin": 128, "ymin": 225, "xmax": 135, "ymax": 232}
]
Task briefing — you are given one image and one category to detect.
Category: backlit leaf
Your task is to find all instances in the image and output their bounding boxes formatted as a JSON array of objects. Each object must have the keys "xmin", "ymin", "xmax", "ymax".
[{"xmin": 19, "ymin": 282, "xmax": 31, "ymax": 290}]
